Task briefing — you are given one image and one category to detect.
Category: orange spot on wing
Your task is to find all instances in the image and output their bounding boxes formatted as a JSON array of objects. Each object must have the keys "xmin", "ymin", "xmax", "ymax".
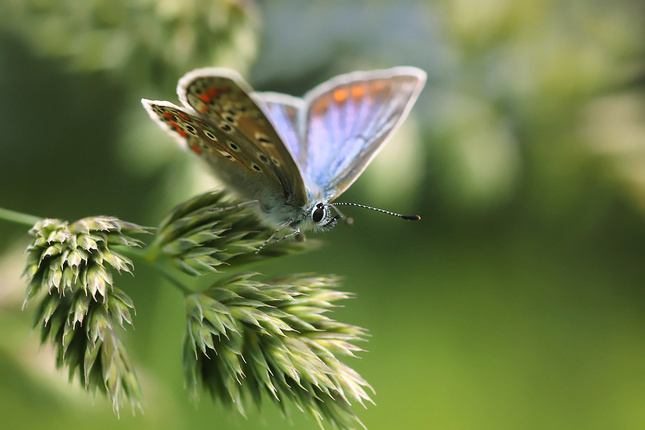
[
  {"xmin": 333, "ymin": 88, "xmax": 348, "ymax": 103},
  {"xmin": 370, "ymin": 81, "xmax": 386, "ymax": 93},
  {"xmin": 178, "ymin": 112, "xmax": 190, "ymax": 121},
  {"xmin": 170, "ymin": 122, "xmax": 188, "ymax": 138},
  {"xmin": 163, "ymin": 112, "xmax": 175, "ymax": 120},
  {"xmin": 351, "ymin": 85, "xmax": 365, "ymax": 98},
  {"xmin": 200, "ymin": 94, "xmax": 212, "ymax": 103},
  {"xmin": 206, "ymin": 86, "xmax": 230, "ymax": 100},
  {"xmin": 310, "ymin": 101, "xmax": 326, "ymax": 116},
  {"xmin": 189, "ymin": 142, "xmax": 201, "ymax": 154}
]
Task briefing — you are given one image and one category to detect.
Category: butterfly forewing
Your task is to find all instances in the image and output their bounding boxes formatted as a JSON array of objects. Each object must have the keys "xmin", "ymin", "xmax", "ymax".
[
  {"xmin": 177, "ymin": 69, "xmax": 307, "ymax": 208},
  {"xmin": 302, "ymin": 67, "xmax": 426, "ymax": 201},
  {"xmin": 141, "ymin": 100, "xmax": 289, "ymax": 208}
]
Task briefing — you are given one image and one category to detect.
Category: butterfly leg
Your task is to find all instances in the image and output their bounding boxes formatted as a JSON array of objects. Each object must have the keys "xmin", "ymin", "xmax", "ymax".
[{"xmin": 255, "ymin": 221, "xmax": 301, "ymax": 254}]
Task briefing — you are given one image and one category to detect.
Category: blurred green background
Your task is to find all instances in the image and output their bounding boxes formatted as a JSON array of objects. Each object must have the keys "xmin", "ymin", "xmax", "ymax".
[{"xmin": 2, "ymin": 0, "xmax": 645, "ymax": 429}]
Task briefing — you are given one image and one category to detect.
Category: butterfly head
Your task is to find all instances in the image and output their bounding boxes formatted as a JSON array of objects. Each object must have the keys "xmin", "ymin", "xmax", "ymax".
[
  {"xmin": 301, "ymin": 199, "xmax": 421, "ymax": 233},
  {"xmin": 307, "ymin": 201, "xmax": 340, "ymax": 231}
]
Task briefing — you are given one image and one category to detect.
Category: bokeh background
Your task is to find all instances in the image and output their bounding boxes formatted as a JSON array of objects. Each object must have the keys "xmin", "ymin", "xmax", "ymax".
[{"xmin": 2, "ymin": 0, "xmax": 645, "ymax": 429}]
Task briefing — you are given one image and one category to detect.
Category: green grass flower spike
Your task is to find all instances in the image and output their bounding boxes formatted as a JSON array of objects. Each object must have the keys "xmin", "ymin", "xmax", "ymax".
[
  {"xmin": 15, "ymin": 191, "xmax": 372, "ymax": 429},
  {"xmin": 22, "ymin": 217, "xmax": 148, "ymax": 415}
]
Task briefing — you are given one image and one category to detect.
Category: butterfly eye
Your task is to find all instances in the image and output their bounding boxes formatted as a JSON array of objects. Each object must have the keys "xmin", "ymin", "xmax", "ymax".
[{"xmin": 312, "ymin": 203, "xmax": 325, "ymax": 223}]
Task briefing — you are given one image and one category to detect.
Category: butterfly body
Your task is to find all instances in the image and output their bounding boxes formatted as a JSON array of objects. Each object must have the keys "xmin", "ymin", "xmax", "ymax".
[{"xmin": 143, "ymin": 66, "xmax": 426, "ymax": 244}]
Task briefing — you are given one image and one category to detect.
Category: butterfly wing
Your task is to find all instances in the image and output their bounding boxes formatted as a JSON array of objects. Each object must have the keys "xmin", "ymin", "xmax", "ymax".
[
  {"xmin": 142, "ymin": 100, "xmax": 296, "ymax": 215},
  {"xmin": 301, "ymin": 67, "xmax": 426, "ymax": 201},
  {"xmin": 177, "ymin": 68, "xmax": 307, "ymax": 210},
  {"xmin": 252, "ymin": 92, "xmax": 306, "ymax": 177}
]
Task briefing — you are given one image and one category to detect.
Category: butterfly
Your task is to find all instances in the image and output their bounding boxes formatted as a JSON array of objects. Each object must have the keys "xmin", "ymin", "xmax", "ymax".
[{"xmin": 142, "ymin": 66, "xmax": 426, "ymax": 250}]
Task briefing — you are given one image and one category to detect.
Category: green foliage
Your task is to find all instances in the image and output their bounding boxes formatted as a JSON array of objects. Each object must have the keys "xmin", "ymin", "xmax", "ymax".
[{"xmin": 0, "ymin": 0, "xmax": 259, "ymax": 87}]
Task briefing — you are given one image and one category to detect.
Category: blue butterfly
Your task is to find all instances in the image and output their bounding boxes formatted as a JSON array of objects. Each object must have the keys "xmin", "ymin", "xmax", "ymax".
[{"xmin": 142, "ymin": 67, "xmax": 426, "ymax": 250}]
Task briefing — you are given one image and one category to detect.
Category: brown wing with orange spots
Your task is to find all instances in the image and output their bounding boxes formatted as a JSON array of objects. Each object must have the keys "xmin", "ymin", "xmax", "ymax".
[
  {"xmin": 177, "ymin": 68, "xmax": 307, "ymax": 209},
  {"xmin": 141, "ymin": 99, "xmax": 291, "ymax": 209}
]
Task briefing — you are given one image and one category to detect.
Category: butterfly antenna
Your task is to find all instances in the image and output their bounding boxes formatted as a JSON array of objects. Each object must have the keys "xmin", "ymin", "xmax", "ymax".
[{"xmin": 330, "ymin": 203, "xmax": 421, "ymax": 221}]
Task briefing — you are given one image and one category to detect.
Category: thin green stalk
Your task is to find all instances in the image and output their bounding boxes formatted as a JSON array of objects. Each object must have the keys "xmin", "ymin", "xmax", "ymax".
[
  {"xmin": 118, "ymin": 246, "xmax": 195, "ymax": 296},
  {"xmin": 116, "ymin": 245, "xmax": 148, "ymax": 260},
  {"xmin": 0, "ymin": 207, "xmax": 43, "ymax": 227},
  {"xmin": 154, "ymin": 260, "xmax": 194, "ymax": 295}
]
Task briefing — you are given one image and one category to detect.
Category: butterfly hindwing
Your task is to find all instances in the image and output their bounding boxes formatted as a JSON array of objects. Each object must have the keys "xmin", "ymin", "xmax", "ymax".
[
  {"xmin": 177, "ymin": 68, "xmax": 307, "ymax": 208},
  {"xmin": 252, "ymin": 92, "xmax": 306, "ymax": 171}
]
